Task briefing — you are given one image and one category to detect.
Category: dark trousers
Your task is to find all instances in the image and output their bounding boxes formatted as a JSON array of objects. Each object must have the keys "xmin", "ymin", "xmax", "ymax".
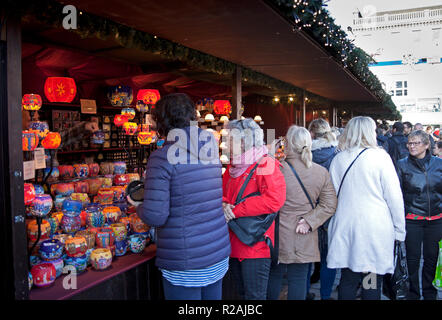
[
  {"xmin": 338, "ymin": 268, "xmax": 383, "ymax": 300},
  {"xmin": 405, "ymin": 219, "xmax": 442, "ymax": 300},
  {"xmin": 162, "ymin": 277, "xmax": 223, "ymax": 300},
  {"xmin": 229, "ymin": 258, "xmax": 271, "ymax": 300},
  {"xmin": 268, "ymin": 263, "xmax": 310, "ymax": 300}
]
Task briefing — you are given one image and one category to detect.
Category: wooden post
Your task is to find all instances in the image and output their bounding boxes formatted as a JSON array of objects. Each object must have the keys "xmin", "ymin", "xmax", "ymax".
[
  {"xmin": 231, "ymin": 65, "xmax": 242, "ymax": 120},
  {"xmin": 332, "ymin": 106, "xmax": 338, "ymax": 127},
  {"xmin": 0, "ymin": 13, "xmax": 28, "ymax": 299},
  {"xmin": 302, "ymin": 90, "xmax": 306, "ymax": 128}
]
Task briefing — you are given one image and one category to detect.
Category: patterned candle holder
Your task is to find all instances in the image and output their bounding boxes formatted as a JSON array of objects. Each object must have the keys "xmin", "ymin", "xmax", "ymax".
[
  {"xmin": 76, "ymin": 230, "xmax": 95, "ymax": 249},
  {"xmin": 87, "ymin": 178, "xmax": 102, "ymax": 196},
  {"xmin": 69, "ymin": 193, "xmax": 90, "ymax": 209},
  {"xmin": 73, "ymin": 164, "xmax": 89, "ymax": 178},
  {"xmin": 128, "ymin": 234, "xmax": 147, "ymax": 254},
  {"xmin": 74, "ymin": 181, "xmax": 89, "ymax": 194},
  {"xmin": 91, "ymin": 131, "xmax": 105, "ymax": 145},
  {"xmin": 58, "ymin": 165, "xmax": 74, "ymax": 180},
  {"xmin": 47, "ymin": 258, "xmax": 64, "ymax": 278},
  {"xmin": 110, "ymin": 223, "xmax": 127, "ymax": 241},
  {"xmin": 99, "ymin": 162, "xmax": 114, "ymax": 175},
  {"xmin": 62, "ymin": 199, "xmax": 83, "ymax": 217},
  {"xmin": 44, "ymin": 167, "xmax": 59, "ymax": 183},
  {"xmin": 103, "ymin": 206, "xmax": 121, "ymax": 225},
  {"xmin": 97, "ymin": 188, "xmax": 114, "ymax": 205},
  {"xmin": 33, "ymin": 184, "xmax": 44, "ymax": 195},
  {"xmin": 31, "ymin": 194, "xmax": 53, "ymax": 217},
  {"xmin": 90, "ymin": 248, "xmax": 113, "ymax": 270},
  {"xmin": 119, "ymin": 217, "xmax": 131, "ymax": 233},
  {"xmin": 54, "ymin": 196, "xmax": 67, "ymax": 211},
  {"xmin": 65, "ymin": 236, "xmax": 88, "ymax": 258},
  {"xmin": 31, "ymin": 263, "xmax": 56, "ymax": 288},
  {"xmin": 60, "ymin": 215, "xmax": 81, "ymax": 234},
  {"xmin": 115, "ymin": 239, "xmax": 128, "ymax": 257},
  {"xmin": 95, "ymin": 228, "xmax": 115, "ymax": 248},
  {"xmin": 107, "ymin": 85, "xmax": 133, "ymax": 107},
  {"xmin": 64, "ymin": 254, "xmax": 88, "ymax": 274},
  {"xmin": 127, "ymin": 173, "xmax": 141, "ymax": 183},
  {"xmin": 85, "ymin": 204, "xmax": 105, "ymax": 228},
  {"xmin": 53, "ymin": 183, "xmax": 75, "ymax": 197},
  {"xmin": 113, "ymin": 174, "xmax": 129, "ymax": 186},
  {"xmin": 24, "ymin": 183, "xmax": 36, "ymax": 206},
  {"xmin": 39, "ymin": 239, "xmax": 63, "ymax": 261},
  {"xmin": 129, "ymin": 213, "xmax": 150, "ymax": 233},
  {"xmin": 113, "ymin": 161, "xmax": 127, "ymax": 174},
  {"xmin": 111, "ymin": 186, "xmax": 126, "ymax": 202},
  {"xmin": 102, "ymin": 176, "xmax": 113, "ymax": 188},
  {"xmin": 27, "ymin": 219, "xmax": 51, "ymax": 242},
  {"xmin": 52, "ymin": 233, "xmax": 72, "ymax": 246},
  {"xmin": 88, "ymin": 163, "xmax": 100, "ymax": 177}
]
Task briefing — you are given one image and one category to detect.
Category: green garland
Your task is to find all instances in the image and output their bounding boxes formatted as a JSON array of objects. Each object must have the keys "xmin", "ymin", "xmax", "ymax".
[{"xmin": 9, "ymin": 0, "xmax": 399, "ymax": 119}]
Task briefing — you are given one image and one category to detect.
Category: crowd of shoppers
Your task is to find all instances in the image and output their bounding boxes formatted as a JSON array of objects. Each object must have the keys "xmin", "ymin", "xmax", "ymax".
[{"xmin": 129, "ymin": 93, "xmax": 441, "ymax": 301}]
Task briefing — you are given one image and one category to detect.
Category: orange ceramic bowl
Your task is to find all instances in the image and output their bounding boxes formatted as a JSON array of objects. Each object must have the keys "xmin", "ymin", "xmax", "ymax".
[
  {"xmin": 65, "ymin": 236, "xmax": 88, "ymax": 258},
  {"xmin": 27, "ymin": 219, "xmax": 51, "ymax": 242},
  {"xmin": 129, "ymin": 213, "xmax": 150, "ymax": 233},
  {"xmin": 103, "ymin": 206, "xmax": 121, "ymax": 224},
  {"xmin": 75, "ymin": 230, "xmax": 95, "ymax": 249}
]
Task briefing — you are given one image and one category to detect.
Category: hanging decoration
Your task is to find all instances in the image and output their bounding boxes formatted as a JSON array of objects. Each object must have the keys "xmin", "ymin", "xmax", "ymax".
[
  {"xmin": 28, "ymin": 121, "xmax": 50, "ymax": 141},
  {"xmin": 107, "ymin": 85, "xmax": 133, "ymax": 107},
  {"xmin": 196, "ymin": 98, "xmax": 215, "ymax": 111},
  {"xmin": 41, "ymin": 132, "xmax": 61, "ymax": 149},
  {"xmin": 136, "ymin": 89, "xmax": 160, "ymax": 113},
  {"xmin": 122, "ymin": 122, "xmax": 138, "ymax": 136},
  {"xmin": 213, "ymin": 100, "xmax": 232, "ymax": 115},
  {"xmin": 44, "ymin": 77, "xmax": 77, "ymax": 103},
  {"xmin": 22, "ymin": 131, "xmax": 39, "ymax": 151},
  {"xmin": 121, "ymin": 108, "xmax": 136, "ymax": 120},
  {"xmin": 22, "ymin": 94, "xmax": 42, "ymax": 111},
  {"xmin": 137, "ymin": 130, "xmax": 157, "ymax": 145},
  {"xmin": 113, "ymin": 114, "xmax": 129, "ymax": 127}
]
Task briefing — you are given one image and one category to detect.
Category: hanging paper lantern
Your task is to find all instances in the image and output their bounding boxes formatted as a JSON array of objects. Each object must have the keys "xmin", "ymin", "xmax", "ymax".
[
  {"xmin": 138, "ymin": 131, "xmax": 157, "ymax": 145},
  {"xmin": 22, "ymin": 94, "xmax": 43, "ymax": 111},
  {"xmin": 121, "ymin": 108, "xmax": 136, "ymax": 120},
  {"xmin": 107, "ymin": 85, "xmax": 133, "ymax": 107},
  {"xmin": 113, "ymin": 114, "xmax": 129, "ymax": 127},
  {"xmin": 123, "ymin": 122, "xmax": 138, "ymax": 136},
  {"xmin": 22, "ymin": 131, "xmax": 39, "ymax": 151},
  {"xmin": 44, "ymin": 77, "xmax": 77, "ymax": 103},
  {"xmin": 41, "ymin": 132, "xmax": 61, "ymax": 149},
  {"xmin": 24, "ymin": 183, "xmax": 36, "ymax": 206},
  {"xmin": 136, "ymin": 89, "xmax": 160, "ymax": 112},
  {"xmin": 213, "ymin": 100, "xmax": 232, "ymax": 115}
]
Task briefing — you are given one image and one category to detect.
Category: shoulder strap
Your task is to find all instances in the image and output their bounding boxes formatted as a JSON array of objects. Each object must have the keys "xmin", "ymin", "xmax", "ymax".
[
  {"xmin": 285, "ymin": 160, "xmax": 315, "ymax": 210},
  {"xmin": 234, "ymin": 158, "xmax": 262, "ymax": 205},
  {"xmin": 337, "ymin": 148, "xmax": 368, "ymax": 198}
]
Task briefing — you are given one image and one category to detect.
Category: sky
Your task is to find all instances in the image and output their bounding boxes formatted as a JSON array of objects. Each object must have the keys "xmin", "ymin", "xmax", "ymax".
[{"xmin": 326, "ymin": 0, "xmax": 442, "ymax": 31}]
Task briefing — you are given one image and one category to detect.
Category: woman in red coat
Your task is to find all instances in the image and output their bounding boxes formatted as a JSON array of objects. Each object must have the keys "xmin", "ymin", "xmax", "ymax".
[{"xmin": 222, "ymin": 118, "xmax": 286, "ymax": 300}]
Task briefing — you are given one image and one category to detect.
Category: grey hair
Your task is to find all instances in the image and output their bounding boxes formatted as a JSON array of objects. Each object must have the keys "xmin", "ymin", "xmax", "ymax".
[
  {"xmin": 226, "ymin": 118, "xmax": 264, "ymax": 151},
  {"xmin": 408, "ymin": 130, "xmax": 430, "ymax": 147}
]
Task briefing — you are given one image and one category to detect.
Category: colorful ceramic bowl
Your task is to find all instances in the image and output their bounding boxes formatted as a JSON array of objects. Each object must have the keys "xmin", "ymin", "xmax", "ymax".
[
  {"xmin": 65, "ymin": 236, "xmax": 88, "ymax": 258},
  {"xmin": 110, "ymin": 223, "xmax": 127, "ymax": 241},
  {"xmin": 69, "ymin": 193, "xmax": 90, "ymax": 209},
  {"xmin": 27, "ymin": 219, "xmax": 51, "ymax": 242},
  {"xmin": 24, "ymin": 183, "xmax": 36, "ymax": 206},
  {"xmin": 47, "ymin": 214, "xmax": 60, "ymax": 235},
  {"xmin": 60, "ymin": 215, "xmax": 81, "ymax": 234},
  {"xmin": 87, "ymin": 178, "xmax": 102, "ymax": 196},
  {"xmin": 127, "ymin": 173, "xmax": 141, "ymax": 183},
  {"xmin": 53, "ymin": 183, "xmax": 75, "ymax": 197},
  {"xmin": 33, "ymin": 184, "xmax": 44, "ymax": 195},
  {"xmin": 119, "ymin": 217, "xmax": 131, "ymax": 233},
  {"xmin": 91, "ymin": 131, "xmax": 105, "ymax": 145},
  {"xmin": 113, "ymin": 161, "xmax": 127, "ymax": 174},
  {"xmin": 103, "ymin": 206, "xmax": 121, "ymax": 224},
  {"xmin": 58, "ymin": 165, "xmax": 74, "ymax": 180},
  {"xmin": 128, "ymin": 234, "xmax": 147, "ymax": 254},
  {"xmin": 90, "ymin": 248, "xmax": 113, "ymax": 270},
  {"xmin": 113, "ymin": 174, "xmax": 129, "ymax": 186},
  {"xmin": 31, "ymin": 263, "xmax": 56, "ymax": 288},
  {"xmin": 95, "ymin": 228, "xmax": 115, "ymax": 248},
  {"xmin": 74, "ymin": 181, "xmax": 89, "ymax": 194},
  {"xmin": 39, "ymin": 239, "xmax": 63, "ymax": 261},
  {"xmin": 113, "ymin": 201, "xmax": 128, "ymax": 215},
  {"xmin": 111, "ymin": 186, "xmax": 126, "ymax": 202},
  {"xmin": 54, "ymin": 196, "xmax": 67, "ymax": 211},
  {"xmin": 73, "ymin": 164, "xmax": 89, "ymax": 178},
  {"xmin": 47, "ymin": 258, "xmax": 64, "ymax": 278},
  {"xmin": 107, "ymin": 85, "xmax": 133, "ymax": 107},
  {"xmin": 85, "ymin": 204, "xmax": 105, "ymax": 228},
  {"xmin": 129, "ymin": 213, "xmax": 150, "ymax": 233},
  {"xmin": 88, "ymin": 163, "xmax": 100, "ymax": 177},
  {"xmin": 62, "ymin": 199, "xmax": 82, "ymax": 215},
  {"xmin": 97, "ymin": 188, "xmax": 114, "ymax": 205},
  {"xmin": 63, "ymin": 254, "xmax": 88, "ymax": 274},
  {"xmin": 79, "ymin": 210, "xmax": 87, "ymax": 228},
  {"xmin": 76, "ymin": 230, "xmax": 95, "ymax": 249},
  {"xmin": 31, "ymin": 194, "xmax": 53, "ymax": 217},
  {"xmin": 28, "ymin": 121, "xmax": 50, "ymax": 140},
  {"xmin": 115, "ymin": 239, "xmax": 128, "ymax": 257},
  {"xmin": 52, "ymin": 233, "xmax": 72, "ymax": 246},
  {"xmin": 102, "ymin": 176, "xmax": 113, "ymax": 188},
  {"xmin": 99, "ymin": 162, "xmax": 114, "ymax": 175}
]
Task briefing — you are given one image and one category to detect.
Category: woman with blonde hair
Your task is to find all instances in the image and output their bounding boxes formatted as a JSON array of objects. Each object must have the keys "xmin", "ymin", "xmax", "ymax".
[
  {"xmin": 327, "ymin": 116, "xmax": 406, "ymax": 300},
  {"xmin": 267, "ymin": 125, "xmax": 337, "ymax": 300},
  {"xmin": 306, "ymin": 118, "xmax": 339, "ymax": 300}
]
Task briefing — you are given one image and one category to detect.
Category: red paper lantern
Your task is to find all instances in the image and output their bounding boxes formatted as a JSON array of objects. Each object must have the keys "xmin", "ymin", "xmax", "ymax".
[
  {"xmin": 123, "ymin": 122, "xmax": 138, "ymax": 136},
  {"xmin": 22, "ymin": 131, "xmax": 39, "ymax": 151},
  {"xmin": 44, "ymin": 77, "xmax": 77, "ymax": 103},
  {"xmin": 22, "ymin": 94, "xmax": 42, "ymax": 111},
  {"xmin": 137, "ymin": 89, "xmax": 160, "ymax": 108},
  {"xmin": 213, "ymin": 100, "xmax": 232, "ymax": 115},
  {"xmin": 41, "ymin": 132, "xmax": 61, "ymax": 149},
  {"xmin": 114, "ymin": 114, "xmax": 129, "ymax": 127}
]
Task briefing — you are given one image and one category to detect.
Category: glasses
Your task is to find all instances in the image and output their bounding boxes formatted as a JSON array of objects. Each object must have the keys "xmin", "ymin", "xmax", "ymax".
[{"xmin": 407, "ymin": 142, "xmax": 422, "ymax": 147}]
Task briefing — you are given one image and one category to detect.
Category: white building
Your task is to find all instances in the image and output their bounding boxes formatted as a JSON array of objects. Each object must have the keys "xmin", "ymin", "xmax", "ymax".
[{"xmin": 352, "ymin": 5, "xmax": 442, "ymax": 126}]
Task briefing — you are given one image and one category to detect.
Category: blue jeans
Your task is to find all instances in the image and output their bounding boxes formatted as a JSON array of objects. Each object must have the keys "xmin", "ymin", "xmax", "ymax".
[
  {"xmin": 229, "ymin": 258, "xmax": 271, "ymax": 300},
  {"xmin": 162, "ymin": 277, "xmax": 223, "ymax": 300},
  {"xmin": 267, "ymin": 263, "xmax": 310, "ymax": 300}
]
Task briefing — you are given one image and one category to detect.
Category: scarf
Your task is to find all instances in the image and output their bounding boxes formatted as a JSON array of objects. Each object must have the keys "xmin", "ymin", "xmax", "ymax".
[{"xmin": 229, "ymin": 145, "xmax": 268, "ymax": 178}]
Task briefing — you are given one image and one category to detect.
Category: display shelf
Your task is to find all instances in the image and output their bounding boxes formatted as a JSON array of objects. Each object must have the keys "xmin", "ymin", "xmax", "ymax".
[
  {"xmin": 58, "ymin": 146, "xmax": 142, "ymax": 155},
  {"xmin": 29, "ymin": 244, "xmax": 156, "ymax": 300}
]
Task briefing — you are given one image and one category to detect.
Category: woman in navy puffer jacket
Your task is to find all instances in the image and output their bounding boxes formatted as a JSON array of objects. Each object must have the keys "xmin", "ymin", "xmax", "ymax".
[{"xmin": 129, "ymin": 93, "xmax": 231, "ymax": 300}]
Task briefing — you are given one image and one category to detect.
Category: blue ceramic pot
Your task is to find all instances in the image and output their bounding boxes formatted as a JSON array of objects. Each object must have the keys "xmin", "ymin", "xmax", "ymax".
[
  {"xmin": 54, "ymin": 195, "xmax": 67, "ymax": 211},
  {"xmin": 62, "ymin": 199, "xmax": 82, "ymax": 217},
  {"xmin": 39, "ymin": 239, "xmax": 63, "ymax": 261},
  {"xmin": 127, "ymin": 234, "xmax": 147, "ymax": 254},
  {"xmin": 115, "ymin": 239, "xmax": 128, "ymax": 257},
  {"xmin": 64, "ymin": 254, "xmax": 88, "ymax": 274},
  {"xmin": 61, "ymin": 215, "xmax": 81, "ymax": 234},
  {"xmin": 47, "ymin": 258, "xmax": 64, "ymax": 278},
  {"xmin": 29, "ymin": 121, "xmax": 50, "ymax": 141},
  {"xmin": 113, "ymin": 161, "xmax": 126, "ymax": 174},
  {"xmin": 85, "ymin": 204, "xmax": 105, "ymax": 228},
  {"xmin": 33, "ymin": 184, "xmax": 45, "ymax": 195}
]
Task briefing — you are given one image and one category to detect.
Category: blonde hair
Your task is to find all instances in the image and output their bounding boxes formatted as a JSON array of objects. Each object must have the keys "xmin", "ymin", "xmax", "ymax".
[
  {"xmin": 285, "ymin": 125, "xmax": 313, "ymax": 168},
  {"xmin": 338, "ymin": 116, "xmax": 378, "ymax": 151},
  {"xmin": 308, "ymin": 118, "xmax": 336, "ymax": 143}
]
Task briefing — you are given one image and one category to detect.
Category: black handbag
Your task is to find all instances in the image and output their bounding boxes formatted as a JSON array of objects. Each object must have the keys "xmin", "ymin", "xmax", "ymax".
[
  {"xmin": 227, "ymin": 158, "xmax": 279, "ymax": 266},
  {"xmin": 382, "ymin": 240, "xmax": 410, "ymax": 300}
]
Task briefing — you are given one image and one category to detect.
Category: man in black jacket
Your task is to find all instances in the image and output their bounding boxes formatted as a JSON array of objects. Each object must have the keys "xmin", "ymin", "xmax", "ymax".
[{"xmin": 387, "ymin": 122, "xmax": 409, "ymax": 168}]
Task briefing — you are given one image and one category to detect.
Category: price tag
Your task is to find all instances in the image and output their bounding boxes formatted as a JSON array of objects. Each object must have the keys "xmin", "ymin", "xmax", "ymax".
[
  {"xmin": 34, "ymin": 148, "xmax": 46, "ymax": 169},
  {"xmin": 80, "ymin": 99, "xmax": 97, "ymax": 114},
  {"xmin": 23, "ymin": 160, "xmax": 35, "ymax": 181}
]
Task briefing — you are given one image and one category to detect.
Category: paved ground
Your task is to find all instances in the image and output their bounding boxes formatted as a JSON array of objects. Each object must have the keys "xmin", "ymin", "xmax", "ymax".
[{"xmin": 278, "ymin": 261, "xmax": 442, "ymax": 300}]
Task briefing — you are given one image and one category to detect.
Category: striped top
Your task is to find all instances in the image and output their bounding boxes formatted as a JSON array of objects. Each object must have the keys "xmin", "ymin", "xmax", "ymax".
[{"xmin": 160, "ymin": 257, "xmax": 229, "ymax": 287}]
